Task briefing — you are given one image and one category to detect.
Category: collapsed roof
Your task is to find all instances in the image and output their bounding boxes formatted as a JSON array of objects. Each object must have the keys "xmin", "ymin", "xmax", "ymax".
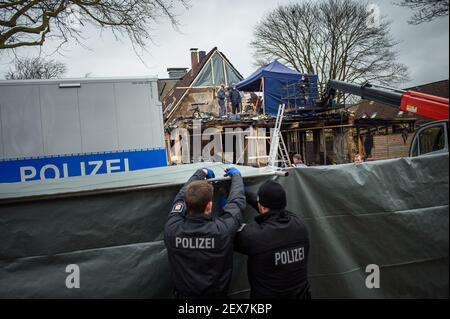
[{"xmin": 163, "ymin": 47, "xmax": 243, "ymax": 122}]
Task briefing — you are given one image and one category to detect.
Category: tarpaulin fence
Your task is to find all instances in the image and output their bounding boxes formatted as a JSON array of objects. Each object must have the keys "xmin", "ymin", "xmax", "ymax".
[{"xmin": 0, "ymin": 154, "xmax": 448, "ymax": 298}]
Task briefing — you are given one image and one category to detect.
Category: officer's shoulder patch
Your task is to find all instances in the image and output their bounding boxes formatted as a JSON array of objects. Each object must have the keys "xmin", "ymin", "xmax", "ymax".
[
  {"xmin": 172, "ymin": 202, "xmax": 185, "ymax": 213},
  {"xmin": 237, "ymin": 223, "xmax": 247, "ymax": 232}
]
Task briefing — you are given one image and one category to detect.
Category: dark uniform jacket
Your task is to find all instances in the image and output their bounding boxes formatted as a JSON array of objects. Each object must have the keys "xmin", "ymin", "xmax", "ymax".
[
  {"xmin": 164, "ymin": 169, "xmax": 246, "ymax": 298},
  {"xmin": 217, "ymin": 88, "xmax": 226, "ymax": 101},
  {"xmin": 234, "ymin": 192, "xmax": 310, "ymax": 299},
  {"xmin": 228, "ymin": 88, "xmax": 241, "ymax": 105}
]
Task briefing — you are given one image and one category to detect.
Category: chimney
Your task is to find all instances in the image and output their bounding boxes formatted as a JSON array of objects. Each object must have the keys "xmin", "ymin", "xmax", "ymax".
[
  {"xmin": 167, "ymin": 67, "xmax": 188, "ymax": 79},
  {"xmin": 190, "ymin": 48, "xmax": 199, "ymax": 70},
  {"xmin": 198, "ymin": 51, "xmax": 206, "ymax": 64}
]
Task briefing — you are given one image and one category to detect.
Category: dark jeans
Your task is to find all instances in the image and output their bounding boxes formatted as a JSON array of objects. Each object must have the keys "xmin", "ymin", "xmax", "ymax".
[
  {"xmin": 232, "ymin": 103, "xmax": 240, "ymax": 114},
  {"xmin": 219, "ymin": 100, "xmax": 226, "ymax": 116}
]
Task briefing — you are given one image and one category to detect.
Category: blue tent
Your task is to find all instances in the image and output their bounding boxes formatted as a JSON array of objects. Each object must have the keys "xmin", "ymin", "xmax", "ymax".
[{"xmin": 236, "ymin": 60, "xmax": 318, "ymax": 115}]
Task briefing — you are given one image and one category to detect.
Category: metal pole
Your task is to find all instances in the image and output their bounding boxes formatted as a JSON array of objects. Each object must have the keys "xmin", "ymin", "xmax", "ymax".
[{"xmin": 0, "ymin": 170, "xmax": 288, "ymax": 205}]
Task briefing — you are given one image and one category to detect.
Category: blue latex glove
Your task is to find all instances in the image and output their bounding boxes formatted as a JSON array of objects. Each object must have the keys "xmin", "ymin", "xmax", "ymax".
[
  {"xmin": 202, "ymin": 168, "xmax": 215, "ymax": 179},
  {"xmin": 224, "ymin": 167, "xmax": 241, "ymax": 177}
]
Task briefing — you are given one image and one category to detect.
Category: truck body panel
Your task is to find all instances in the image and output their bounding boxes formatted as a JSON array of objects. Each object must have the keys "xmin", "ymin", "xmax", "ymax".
[{"xmin": 0, "ymin": 77, "xmax": 167, "ymax": 183}]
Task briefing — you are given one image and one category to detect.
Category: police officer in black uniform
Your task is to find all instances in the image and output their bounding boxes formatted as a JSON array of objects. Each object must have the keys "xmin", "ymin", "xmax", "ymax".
[
  {"xmin": 235, "ymin": 180, "xmax": 311, "ymax": 299},
  {"xmin": 164, "ymin": 167, "xmax": 245, "ymax": 298}
]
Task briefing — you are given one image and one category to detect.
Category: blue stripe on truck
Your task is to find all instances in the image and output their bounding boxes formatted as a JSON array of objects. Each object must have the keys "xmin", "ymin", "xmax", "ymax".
[{"xmin": 0, "ymin": 148, "xmax": 167, "ymax": 183}]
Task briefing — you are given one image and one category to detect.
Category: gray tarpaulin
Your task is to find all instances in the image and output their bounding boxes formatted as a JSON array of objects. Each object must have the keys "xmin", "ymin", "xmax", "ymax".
[{"xmin": 0, "ymin": 154, "xmax": 448, "ymax": 298}]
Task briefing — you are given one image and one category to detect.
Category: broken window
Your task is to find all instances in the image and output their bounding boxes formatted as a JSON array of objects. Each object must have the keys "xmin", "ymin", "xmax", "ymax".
[
  {"xmin": 192, "ymin": 51, "xmax": 242, "ymax": 87},
  {"xmin": 192, "ymin": 60, "xmax": 213, "ymax": 87}
]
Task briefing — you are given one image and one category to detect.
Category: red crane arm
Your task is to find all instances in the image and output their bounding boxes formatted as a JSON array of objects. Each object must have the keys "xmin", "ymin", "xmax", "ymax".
[
  {"xmin": 400, "ymin": 91, "xmax": 449, "ymax": 121},
  {"xmin": 322, "ymin": 80, "xmax": 449, "ymax": 121}
]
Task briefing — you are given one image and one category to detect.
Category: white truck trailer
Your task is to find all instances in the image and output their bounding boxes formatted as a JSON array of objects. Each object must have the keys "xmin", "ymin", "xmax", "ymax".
[{"xmin": 0, "ymin": 76, "xmax": 167, "ymax": 183}]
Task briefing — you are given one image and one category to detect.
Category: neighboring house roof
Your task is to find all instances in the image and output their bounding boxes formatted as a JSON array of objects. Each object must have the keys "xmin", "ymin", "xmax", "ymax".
[
  {"xmin": 406, "ymin": 79, "xmax": 449, "ymax": 98},
  {"xmin": 349, "ymin": 79, "xmax": 449, "ymax": 124},
  {"xmin": 162, "ymin": 47, "xmax": 243, "ymax": 121}
]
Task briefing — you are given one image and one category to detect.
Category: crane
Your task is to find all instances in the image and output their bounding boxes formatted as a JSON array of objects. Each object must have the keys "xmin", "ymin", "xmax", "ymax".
[{"xmin": 320, "ymin": 80, "xmax": 449, "ymax": 157}]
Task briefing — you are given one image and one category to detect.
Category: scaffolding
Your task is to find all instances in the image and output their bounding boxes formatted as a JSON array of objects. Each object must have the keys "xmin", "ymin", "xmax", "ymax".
[{"xmin": 281, "ymin": 75, "xmax": 318, "ymax": 111}]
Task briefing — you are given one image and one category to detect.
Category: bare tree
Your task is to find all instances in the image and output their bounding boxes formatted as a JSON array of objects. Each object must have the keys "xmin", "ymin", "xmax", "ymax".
[
  {"xmin": 0, "ymin": 0, "xmax": 188, "ymax": 51},
  {"xmin": 251, "ymin": 0, "xmax": 409, "ymax": 99},
  {"xmin": 397, "ymin": 0, "xmax": 449, "ymax": 24},
  {"xmin": 5, "ymin": 56, "xmax": 66, "ymax": 79}
]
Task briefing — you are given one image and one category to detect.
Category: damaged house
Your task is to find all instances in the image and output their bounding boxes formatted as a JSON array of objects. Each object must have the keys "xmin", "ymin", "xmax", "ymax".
[
  {"xmin": 161, "ymin": 47, "xmax": 244, "ymax": 122},
  {"xmin": 160, "ymin": 48, "xmax": 447, "ymax": 167},
  {"xmin": 162, "ymin": 50, "xmax": 353, "ymax": 166}
]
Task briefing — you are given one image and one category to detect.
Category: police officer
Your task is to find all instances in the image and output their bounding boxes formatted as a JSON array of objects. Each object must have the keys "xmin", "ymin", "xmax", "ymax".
[
  {"xmin": 234, "ymin": 180, "xmax": 311, "ymax": 299},
  {"xmin": 228, "ymin": 83, "xmax": 242, "ymax": 114},
  {"xmin": 164, "ymin": 167, "xmax": 245, "ymax": 298}
]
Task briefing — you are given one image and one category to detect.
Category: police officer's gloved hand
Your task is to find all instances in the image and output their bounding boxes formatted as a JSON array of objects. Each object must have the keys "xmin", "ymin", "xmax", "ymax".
[
  {"xmin": 202, "ymin": 168, "xmax": 215, "ymax": 179},
  {"xmin": 224, "ymin": 167, "xmax": 241, "ymax": 177}
]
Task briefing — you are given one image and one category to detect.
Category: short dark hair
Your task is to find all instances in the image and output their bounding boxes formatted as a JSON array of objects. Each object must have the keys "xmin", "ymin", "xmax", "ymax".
[
  {"xmin": 293, "ymin": 153, "xmax": 302, "ymax": 161},
  {"xmin": 184, "ymin": 181, "xmax": 214, "ymax": 213}
]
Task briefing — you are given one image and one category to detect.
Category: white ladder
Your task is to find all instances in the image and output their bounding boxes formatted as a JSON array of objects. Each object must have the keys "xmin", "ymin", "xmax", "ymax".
[{"xmin": 268, "ymin": 104, "xmax": 291, "ymax": 168}]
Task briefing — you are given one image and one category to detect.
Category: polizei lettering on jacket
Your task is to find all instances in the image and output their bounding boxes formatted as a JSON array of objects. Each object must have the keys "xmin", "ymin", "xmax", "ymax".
[
  {"xmin": 175, "ymin": 237, "xmax": 215, "ymax": 249},
  {"xmin": 274, "ymin": 247, "xmax": 305, "ymax": 266}
]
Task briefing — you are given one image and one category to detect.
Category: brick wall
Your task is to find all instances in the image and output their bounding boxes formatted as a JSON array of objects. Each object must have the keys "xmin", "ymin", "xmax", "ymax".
[{"xmin": 372, "ymin": 133, "xmax": 414, "ymax": 160}]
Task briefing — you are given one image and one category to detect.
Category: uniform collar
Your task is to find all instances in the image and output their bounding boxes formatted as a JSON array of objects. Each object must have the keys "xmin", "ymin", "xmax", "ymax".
[
  {"xmin": 255, "ymin": 209, "xmax": 286, "ymax": 224},
  {"xmin": 186, "ymin": 213, "xmax": 212, "ymax": 222}
]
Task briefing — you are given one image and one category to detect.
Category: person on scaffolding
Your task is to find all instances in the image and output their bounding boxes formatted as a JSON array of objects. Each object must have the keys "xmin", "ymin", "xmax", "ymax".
[
  {"xmin": 217, "ymin": 83, "xmax": 227, "ymax": 117},
  {"xmin": 228, "ymin": 83, "xmax": 242, "ymax": 114},
  {"xmin": 164, "ymin": 167, "xmax": 245, "ymax": 299},
  {"xmin": 234, "ymin": 180, "xmax": 311, "ymax": 299}
]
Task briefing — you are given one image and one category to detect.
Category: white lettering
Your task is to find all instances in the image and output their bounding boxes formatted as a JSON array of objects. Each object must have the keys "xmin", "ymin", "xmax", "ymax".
[
  {"xmin": 17, "ymin": 158, "xmax": 129, "ymax": 182},
  {"xmin": 275, "ymin": 252, "xmax": 281, "ymax": 266},
  {"xmin": 274, "ymin": 247, "xmax": 305, "ymax": 266},
  {"xmin": 193, "ymin": 120, "xmax": 202, "ymax": 162},
  {"xmin": 62, "ymin": 163, "xmax": 69, "ymax": 178},
  {"xmin": 80, "ymin": 162, "xmax": 86, "ymax": 176},
  {"xmin": 202, "ymin": 127, "xmax": 222, "ymax": 162},
  {"xmin": 20, "ymin": 166, "xmax": 36, "ymax": 182},
  {"xmin": 88, "ymin": 160, "xmax": 102, "ymax": 175},
  {"xmin": 170, "ymin": 128, "xmax": 191, "ymax": 164},
  {"xmin": 174, "ymin": 237, "xmax": 215, "ymax": 249},
  {"xmin": 297, "ymin": 248, "xmax": 304, "ymax": 262},
  {"xmin": 65, "ymin": 264, "xmax": 80, "ymax": 289},
  {"xmin": 178, "ymin": 303, "xmax": 212, "ymax": 316},
  {"xmin": 365, "ymin": 264, "xmax": 380, "ymax": 289},
  {"xmin": 281, "ymin": 252, "xmax": 287, "ymax": 264},
  {"xmin": 40, "ymin": 164, "xmax": 60, "ymax": 180},
  {"xmin": 106, "ymin": 159, "xmax": 121, "ymax": 174}
]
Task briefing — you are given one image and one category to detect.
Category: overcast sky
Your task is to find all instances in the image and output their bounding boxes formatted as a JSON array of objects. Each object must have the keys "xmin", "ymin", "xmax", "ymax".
[{"xmin": 0, "ymin": 0, "xmax": 448, "ymax": 87}]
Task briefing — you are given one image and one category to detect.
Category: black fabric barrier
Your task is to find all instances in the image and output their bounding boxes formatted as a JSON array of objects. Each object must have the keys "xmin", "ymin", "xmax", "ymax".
[{"xmin": 0, "ymin": 154, "xmax": 448, "ymax": 298}]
